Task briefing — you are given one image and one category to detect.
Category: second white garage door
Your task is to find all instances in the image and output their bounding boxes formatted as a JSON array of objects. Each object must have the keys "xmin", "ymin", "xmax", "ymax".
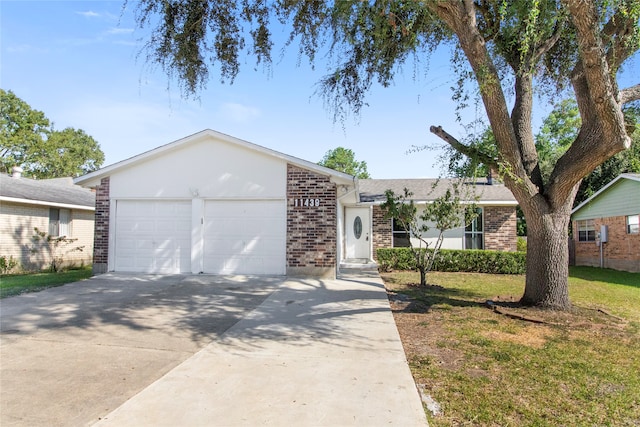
[{"xmin": 203, "ymin": 200, "xmax": 286, "ymax": 275}]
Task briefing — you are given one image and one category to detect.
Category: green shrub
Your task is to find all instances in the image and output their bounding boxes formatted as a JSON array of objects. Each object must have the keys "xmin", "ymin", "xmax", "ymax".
[
  {"xmin": 31, "ymin": 228, "xmax": 84, "ymax": 272},
  {"xmin": 377, "ymin": 248, "xmax": 526, "ymax": 274},
  {"xmin": 0, "ymin": 255, "xmax": 19, "ymax": 274},
  {"xmin": 517, "ymin": 236, "xmax": 527, "ymax": 252}
]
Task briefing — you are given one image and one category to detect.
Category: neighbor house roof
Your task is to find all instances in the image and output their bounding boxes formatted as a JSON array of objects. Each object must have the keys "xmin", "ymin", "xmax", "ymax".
[
  {"xmin": 74, "ymin": 129, "xmax": 355, "ymax": 187},
  {"xmin": 358, "ymin": 178, "xmax": 517, "ymax": 205},
  {"xmin": 0, "ymin": 173, "xmax": 95, "ymax": 210}
]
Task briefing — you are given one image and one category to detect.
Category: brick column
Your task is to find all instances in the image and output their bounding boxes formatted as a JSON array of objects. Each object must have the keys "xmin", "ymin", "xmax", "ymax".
[
  {"xmin": 484, "ymin": 206, "xmax": 517, "ymax": 251},
  {"xmin": 372, "ymin": 205, "xmax": 392, "ymax": 260},
  {"xmin": 286, "ymin": 164, "xmax": 337, "ymax": 278},
  {"xmin": 92, "ymin": 177, "xmax": 110, "ymax": 274}
]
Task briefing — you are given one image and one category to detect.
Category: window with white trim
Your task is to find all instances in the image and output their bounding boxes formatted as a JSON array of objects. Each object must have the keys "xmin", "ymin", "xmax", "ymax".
[
  {"xmin": 49, "ymin": 208, "xmax": 71, "ymax": 237},
  {"xmin": 392, "ymin": 218, "xmax": 411, "ymax": 247},
  {"xmin": 627, "ymin": 215, "xmax": 639, "ymax": 234},
  {"xmin": 577, "ymin": 219, "xmax": 595, "ymax": 242},
  {"xmin": 465, "ymin": 207, "xmax": 484, "ymax": 249}
]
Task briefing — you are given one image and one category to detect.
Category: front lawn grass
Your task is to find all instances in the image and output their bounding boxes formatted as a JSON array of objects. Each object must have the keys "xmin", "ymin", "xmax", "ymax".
[
  {"xmin": 0, "ymin": 267, "xmax": 93, "ymax": 299},
  {"xmin": 382, "ymin": 267, "xmax": 640, "ymax": 426}
]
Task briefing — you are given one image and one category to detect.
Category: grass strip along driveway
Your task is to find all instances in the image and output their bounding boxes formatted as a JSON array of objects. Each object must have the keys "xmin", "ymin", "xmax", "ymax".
[
  {"xmin": 382, "ymin": 266, "xmax": 640, "ymax": 427},
  {"xmin": 0, "ymin": 267, "xmax": 93, "ymax": 299}
]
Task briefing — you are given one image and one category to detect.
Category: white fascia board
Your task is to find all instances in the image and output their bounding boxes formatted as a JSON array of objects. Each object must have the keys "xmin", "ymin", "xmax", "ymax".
[
  {"xmin": 74, "ymin": 129, "xmax": 355, "ymax": 186},
  {"xmin": 0, "ymin": 196, "xmax": 95, "ymax": 211}
]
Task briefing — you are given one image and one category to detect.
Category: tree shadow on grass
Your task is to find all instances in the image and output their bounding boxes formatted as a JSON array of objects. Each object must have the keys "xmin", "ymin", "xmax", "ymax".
[{"xmin": 388, "ymin": 283, "xmax": 485, "ymax": 313}]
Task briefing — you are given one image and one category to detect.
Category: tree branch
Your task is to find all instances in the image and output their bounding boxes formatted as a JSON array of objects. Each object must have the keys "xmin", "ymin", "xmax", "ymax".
[
  {"xmin": 430, "ymin": 125, "xmax": 497, "ymax": 168},
  {"xmin": 620, "ymin": 84, "xmax": 640, "ymax": 105},
  {"xmin": 533, "ymin": 19, "xmax": 565, "ymax": 62},
  {"xmin": 562, "ymin": 0, "xmax": 628, "ymax": 150},
  {"xmin": 601, "ymin": 8, "xmax": 640, "ymax": 72},
  {"xmin": 428, "ymin": 1, "xmax": 539, "ymax": 202},
  {"xmin": 547, "ymin": 0, "xmax": 633, "ymax": 207}
]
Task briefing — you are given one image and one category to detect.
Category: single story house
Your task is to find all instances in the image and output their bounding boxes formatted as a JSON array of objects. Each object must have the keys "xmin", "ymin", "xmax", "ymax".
[
  {"xmin": 74, "ymin": 129, "xmax": 518, "ymax": 278},
  {"xmin": 571, "ymin": 173, "xmax": 640, "ymax": 272},
  {"xmin": 0, "ymin": 168, "xmax": 95, "ymax": 271},
  {"xmin": 358, "ymin": 178, "xmax": 518, "ymax": 261}
]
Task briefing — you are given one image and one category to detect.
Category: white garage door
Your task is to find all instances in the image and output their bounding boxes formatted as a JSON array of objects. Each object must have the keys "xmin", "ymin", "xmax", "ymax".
[
  {"xmin": 203, "ymin": 200, "xmax": 286, "ymax": 275},
  {"xmin": 114, "ymin": 200, "xmax": 191, "ymax": 274}
]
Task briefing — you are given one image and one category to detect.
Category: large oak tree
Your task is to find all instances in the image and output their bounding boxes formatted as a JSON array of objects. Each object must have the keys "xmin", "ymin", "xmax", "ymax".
[{"xmin": 130, "ymin": 0, "xmax": 640, "ymax": 309}]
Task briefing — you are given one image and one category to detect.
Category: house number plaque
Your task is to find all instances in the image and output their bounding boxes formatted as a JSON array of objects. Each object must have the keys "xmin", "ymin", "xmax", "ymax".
[{"xmin": 293, "ymin": 198, "xmax": 321, "ymax": 207}]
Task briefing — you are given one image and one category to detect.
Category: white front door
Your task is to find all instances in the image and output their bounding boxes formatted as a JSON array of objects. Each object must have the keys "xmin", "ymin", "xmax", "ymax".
[{"xmin": 345, "ymin": 207, "xmax": 370, "ymax": 260}]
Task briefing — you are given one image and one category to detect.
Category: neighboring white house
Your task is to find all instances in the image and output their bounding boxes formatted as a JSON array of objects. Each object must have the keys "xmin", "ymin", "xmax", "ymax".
[
  {"xmin": 0, "ymin": 169, "xmax": 95, "ymax": 271},
  {"xmin": 74, "ymin": 129, "xmax": 518, "ymax": 277},
  {"xmin": 571, "ymin": 173, "xmax": 640, "ymax": 272}
]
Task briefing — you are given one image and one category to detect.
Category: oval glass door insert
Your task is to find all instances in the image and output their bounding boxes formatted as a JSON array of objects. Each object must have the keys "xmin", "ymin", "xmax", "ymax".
[{"xmin": 353, "ymin": 216, "xmax": 363, "ymax": 239}]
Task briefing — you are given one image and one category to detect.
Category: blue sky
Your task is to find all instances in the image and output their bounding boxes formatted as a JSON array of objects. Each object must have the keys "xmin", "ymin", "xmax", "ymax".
[{"xmin": 2, "ymin": 1, "xmax": 638, "ymax": 179}]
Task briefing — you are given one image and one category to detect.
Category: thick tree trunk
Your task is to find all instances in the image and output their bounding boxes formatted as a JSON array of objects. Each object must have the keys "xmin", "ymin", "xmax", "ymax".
[{"xmin": 520, "ymin": 201, "xmax": 573, "ymax": 309}]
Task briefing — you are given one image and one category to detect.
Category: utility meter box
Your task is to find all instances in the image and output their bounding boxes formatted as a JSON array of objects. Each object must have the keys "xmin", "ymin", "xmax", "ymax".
[{"xmin": 600, "ymin": 225, "xmax": 608, "ymax": 243}]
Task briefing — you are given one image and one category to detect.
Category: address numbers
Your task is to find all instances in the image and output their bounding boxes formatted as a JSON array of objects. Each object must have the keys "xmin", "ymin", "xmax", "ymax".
[{"xmin": 293, "ymin": 198, "xmax": 320, "ymax": 207}]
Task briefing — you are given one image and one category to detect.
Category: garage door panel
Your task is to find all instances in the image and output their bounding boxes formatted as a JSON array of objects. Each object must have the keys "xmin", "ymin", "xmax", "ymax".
[
  {"xmin": 203, "ymin": 200, "xmax": 285, "ymax": 275},
  {"xmin": 115, "ymin": 200, "xmax": 191, "ymax": 274}
]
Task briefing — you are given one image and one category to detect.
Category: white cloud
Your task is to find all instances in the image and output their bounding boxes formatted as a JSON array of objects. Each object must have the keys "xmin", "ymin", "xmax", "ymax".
[
  {"xmin": 219, "ymin": 103, "xmax": 261, "ymax": 123},
  {"xmin": 106, "ymin": 28, "xmax": 134, "ymax": 36},
  {"xmin": 76, "ymin": 11, "xmax": 100, "ymax": 18}
]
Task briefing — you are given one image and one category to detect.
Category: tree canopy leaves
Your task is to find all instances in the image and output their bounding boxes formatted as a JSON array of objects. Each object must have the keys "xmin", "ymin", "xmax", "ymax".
[
  {"xmin": 318, "ymin": 147, "xmax": 370, "ymax": 178},
  {"xmin": 0, "ymin": 89, "xmax": 104, "ymax": 178}
]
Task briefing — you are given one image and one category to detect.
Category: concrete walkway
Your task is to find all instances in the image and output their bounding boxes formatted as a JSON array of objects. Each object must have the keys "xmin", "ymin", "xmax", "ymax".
[
  {"xmin": 1, "ymin": 271, "xmax": 427, "ymax": 426},
  {"xmin": 94, "ymin": 271, "xmax": 427, "ymax": 426}
]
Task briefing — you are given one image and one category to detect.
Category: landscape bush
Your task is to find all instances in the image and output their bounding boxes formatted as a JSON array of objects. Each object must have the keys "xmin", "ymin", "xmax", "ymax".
[
  {"xmin": 517, "ymin": 236, "xmax": 527, "ymax": 252},
  {"xmin": 0, "ymin": 255, "xmax": 19, "ymax": 274},
  {"xmin": 377, "ymin": 248, "xmax": 526, "ymax": 275}
]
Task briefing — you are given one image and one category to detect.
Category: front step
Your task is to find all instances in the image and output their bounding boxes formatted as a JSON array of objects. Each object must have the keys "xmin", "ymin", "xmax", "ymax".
[{"xmin": 339, "ymin": 259, "xmax": 378, "ymax": 271}]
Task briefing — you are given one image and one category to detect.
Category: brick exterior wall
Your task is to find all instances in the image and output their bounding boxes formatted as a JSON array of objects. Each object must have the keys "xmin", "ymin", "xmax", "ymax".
[
  {"xmin": 286, "ymin": 164, "xmax": 337, "ymax": 277},
  {"xmin": 92, "ymin": 177, "xmax": 110, "ymax": 273},
  {"xmin": 574, "ymin": 215, "xmax": 640, "ymax": 272},
  {"xmin": 484, "ymin": 206, "xmax": 517, "ymax": 251},
  {"xmin": 369, "ymin": 204, "xmax": 517, "ymax": 253},
  {"xmin": 0, "ymin": 201, "xmax": 93, "ymax": 271},
  {"xmin": 372, "ymin": 205, "xmax": 392, "ymax": 260}
]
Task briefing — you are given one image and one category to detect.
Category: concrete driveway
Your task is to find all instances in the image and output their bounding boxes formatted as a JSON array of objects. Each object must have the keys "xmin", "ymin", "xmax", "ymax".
[{"xmin": 1, "ymin": 272, "xmax": 427, "ymax": 426}]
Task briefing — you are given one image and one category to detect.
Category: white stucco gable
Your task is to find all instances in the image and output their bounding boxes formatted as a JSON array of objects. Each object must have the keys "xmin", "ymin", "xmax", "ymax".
[{"xmin": 74, "ymin": 129, "xmax": 355, "ymax": 194}]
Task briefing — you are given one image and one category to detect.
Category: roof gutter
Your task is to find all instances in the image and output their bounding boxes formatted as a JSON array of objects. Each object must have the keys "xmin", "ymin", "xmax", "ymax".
[{"xmin": 0, "ymin": 196, "xmax": 95, "ymax": 211}]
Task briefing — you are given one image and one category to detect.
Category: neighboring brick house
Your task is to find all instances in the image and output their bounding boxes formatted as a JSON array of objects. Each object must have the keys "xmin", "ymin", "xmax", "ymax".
[
  {"xmin": 357, "ymin": 179, "xmax": 518, "ymax": 261},
  {"xmin": 0, "ymin": 168, "xmax": 95, "ymax": 272},
  {"xmin": 571, "ymin": 173, "xmax": 640, "ymax": 273}
]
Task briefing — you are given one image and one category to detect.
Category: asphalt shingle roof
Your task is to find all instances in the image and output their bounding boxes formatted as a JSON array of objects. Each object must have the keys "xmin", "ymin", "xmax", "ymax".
[
  {"xmin": 358, "ymin": 178, "xmax": 516, "ymax": 203},
  {"xmin": 0, "ymin": 174, "xmax": 95, "ymax": 208}
]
